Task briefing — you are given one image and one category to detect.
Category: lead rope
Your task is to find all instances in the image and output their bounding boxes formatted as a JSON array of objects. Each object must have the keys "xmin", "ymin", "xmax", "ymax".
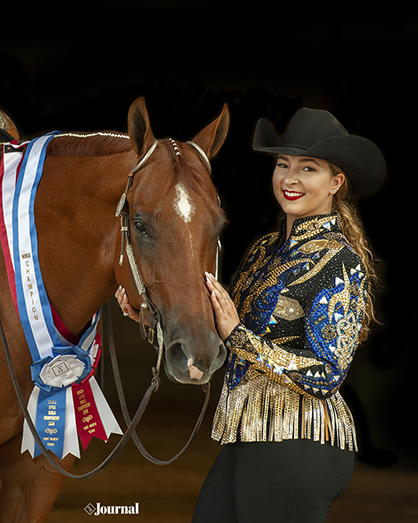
[{"xmin": 103, "ymin": 302, "xmax": 210, "ymax": 466}]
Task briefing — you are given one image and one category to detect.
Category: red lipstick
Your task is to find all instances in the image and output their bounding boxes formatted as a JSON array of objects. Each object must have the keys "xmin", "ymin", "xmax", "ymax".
[{"xmin": 283, "ymin": 190, "xmax": 305, "ymax": 201}]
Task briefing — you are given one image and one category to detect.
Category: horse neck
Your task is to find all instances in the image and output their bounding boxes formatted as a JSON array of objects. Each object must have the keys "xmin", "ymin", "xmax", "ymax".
[{"xmin": 35, "ymin": 149, "xmax": 136, "ymax": 336}]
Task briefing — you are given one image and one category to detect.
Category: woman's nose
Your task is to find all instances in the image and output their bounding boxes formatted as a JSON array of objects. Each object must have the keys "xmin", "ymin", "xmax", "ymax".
[{"xmin": 283, "ymin": 166, "xmax": 299, "ymax": 184}]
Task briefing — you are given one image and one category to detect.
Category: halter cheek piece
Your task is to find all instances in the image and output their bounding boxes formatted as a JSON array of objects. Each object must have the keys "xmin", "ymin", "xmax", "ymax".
[{"xmin": 115, "ymin": 138, "xmax": 217, "ymax": 374}]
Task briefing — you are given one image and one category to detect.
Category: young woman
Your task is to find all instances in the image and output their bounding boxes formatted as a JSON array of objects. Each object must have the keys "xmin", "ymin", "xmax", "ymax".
[{"xmin": 116, "ymin": 107, "xmax": 386, "ymax": 522}]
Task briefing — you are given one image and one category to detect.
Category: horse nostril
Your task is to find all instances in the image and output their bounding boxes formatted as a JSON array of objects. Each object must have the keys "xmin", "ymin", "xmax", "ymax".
[
  {"xmin": 165, "ymin": 337, "xmax": 226, "ymax": 383},
  {"xmin": 165, "ymin": 342, "xmax": 185, "ymax": 366}
]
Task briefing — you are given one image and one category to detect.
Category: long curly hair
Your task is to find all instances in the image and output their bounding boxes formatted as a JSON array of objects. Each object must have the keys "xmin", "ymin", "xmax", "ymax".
[{"xmin": 329, "ymin": 163, "xmax": 379, "ymax": 343}]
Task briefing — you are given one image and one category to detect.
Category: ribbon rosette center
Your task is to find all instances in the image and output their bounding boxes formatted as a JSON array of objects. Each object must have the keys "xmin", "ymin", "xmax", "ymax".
[{"xmin": 39, "ymin": 355, "xmax": 85, "ymax": 388}]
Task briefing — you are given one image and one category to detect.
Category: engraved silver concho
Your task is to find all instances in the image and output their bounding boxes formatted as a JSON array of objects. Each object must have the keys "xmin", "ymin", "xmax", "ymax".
[
  {"xmin": 39, "ymin": 355, "xmax": 85, "ymax": 388},
  {"xmin": 0, "ymin": 112, "xmax": 9, "ymax": 130}
]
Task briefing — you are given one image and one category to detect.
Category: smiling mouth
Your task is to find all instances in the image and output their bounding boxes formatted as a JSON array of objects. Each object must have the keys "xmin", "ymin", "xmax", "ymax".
[{"xmin": 283, "ymin": 190, "xmax": 305, "ymax": 201}]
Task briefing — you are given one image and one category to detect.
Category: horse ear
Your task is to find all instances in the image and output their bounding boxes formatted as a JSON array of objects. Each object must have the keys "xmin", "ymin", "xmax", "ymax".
[
  {"xmin": 191, "ymin": 104, "xmax": 230, "ymax": 160},
  {"xmin": 128, "ymin": 97, "xmax": 156, "ymax": 157}
]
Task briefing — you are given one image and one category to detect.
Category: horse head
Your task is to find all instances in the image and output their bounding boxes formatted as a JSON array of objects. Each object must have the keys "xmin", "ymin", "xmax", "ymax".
[{"xmin": 115, "ymin": 98, "xmax": 229, "ymax": 385}]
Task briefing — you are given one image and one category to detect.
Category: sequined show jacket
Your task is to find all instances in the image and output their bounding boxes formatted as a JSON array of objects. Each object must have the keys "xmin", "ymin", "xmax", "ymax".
[{"xmin": 212, "ymin": 213, "xmax": 367, "ymax": 451}]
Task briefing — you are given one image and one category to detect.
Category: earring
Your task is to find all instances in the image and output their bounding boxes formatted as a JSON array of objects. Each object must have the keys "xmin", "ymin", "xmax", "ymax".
[{"xmin": 331, "ymin": 189, "xmax": 337, "ymax": 194}]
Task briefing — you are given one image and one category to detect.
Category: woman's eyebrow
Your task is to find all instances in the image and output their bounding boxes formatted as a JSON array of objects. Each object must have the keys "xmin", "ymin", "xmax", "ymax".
[
  {"xmin": 298, "ymin": 157, "xmax": 322, "ymax": 167},
  {"xmin": 277, "ymin": 155, "xmax": 322, "ymax": 167}
]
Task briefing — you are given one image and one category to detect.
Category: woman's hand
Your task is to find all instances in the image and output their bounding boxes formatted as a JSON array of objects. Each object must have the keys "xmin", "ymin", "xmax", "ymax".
[
  {"xmin": 115, "ymin": 286, "xmax": 140, "ymax": 323},
  {"xmin": 205, "ymin": 272, "xmax": 240, "ymax": 341}
]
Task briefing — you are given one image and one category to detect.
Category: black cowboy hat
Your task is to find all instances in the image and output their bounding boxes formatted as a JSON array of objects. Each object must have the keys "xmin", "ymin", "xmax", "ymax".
[{"xmin": 253, "ymin": 108, "xmax": 386, "ymax": 196}]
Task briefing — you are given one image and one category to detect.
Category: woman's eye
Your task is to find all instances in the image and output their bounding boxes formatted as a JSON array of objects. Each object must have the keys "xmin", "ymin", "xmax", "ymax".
[
  {"xmin": 134, "ymin": 221, "xmax": 147, "ymax": 235},
  {"xmin": 277, "ymin": 163, "xmax": 288, "ymax": 169}
]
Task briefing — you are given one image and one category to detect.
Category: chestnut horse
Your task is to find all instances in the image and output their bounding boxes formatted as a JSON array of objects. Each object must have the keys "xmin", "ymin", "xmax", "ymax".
[{"xmin": 0, "ymin": 98, "xmax": 229, "ymax": 522}]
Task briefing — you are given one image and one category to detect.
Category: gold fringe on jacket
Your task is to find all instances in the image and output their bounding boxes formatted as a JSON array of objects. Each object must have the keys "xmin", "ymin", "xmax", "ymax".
[{"xmin": 212, "ymin": 376, "xmax": 357, "ymax": 451}]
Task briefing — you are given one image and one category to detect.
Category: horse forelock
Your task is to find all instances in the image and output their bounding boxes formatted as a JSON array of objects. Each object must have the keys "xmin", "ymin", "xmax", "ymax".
[
  {"xmin": 163, "ymin": 140, "xmax": 210, "ymax": 194},
  {"xmin": 47, "ymin": 132, "xmax": 133, "ymax": 157},
  {"xmin": 175, "ymin": 155, "xmax": 207, "ymax": 191}
]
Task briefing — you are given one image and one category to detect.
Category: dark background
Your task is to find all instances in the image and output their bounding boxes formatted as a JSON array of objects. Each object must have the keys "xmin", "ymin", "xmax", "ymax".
[{"xmin": 1, "ymin": 1, "xmax": 416, "ymax": 472}]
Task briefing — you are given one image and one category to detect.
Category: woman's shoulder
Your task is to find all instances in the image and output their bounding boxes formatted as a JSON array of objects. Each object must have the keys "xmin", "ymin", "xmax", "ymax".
[{"xmin": 314, "ymin": 232, "xmax": 367, "ymax": 277}]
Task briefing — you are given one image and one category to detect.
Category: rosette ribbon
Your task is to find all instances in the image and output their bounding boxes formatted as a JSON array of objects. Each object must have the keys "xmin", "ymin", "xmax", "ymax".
[{"xmin": 0, "ymin": 135, "xmax": 122, "ymax": 460}]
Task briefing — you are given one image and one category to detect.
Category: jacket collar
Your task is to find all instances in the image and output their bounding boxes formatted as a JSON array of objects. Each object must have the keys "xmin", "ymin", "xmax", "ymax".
[{"xmin": 279, "ymin": 212, "xmax": 342, "ymax": 253}]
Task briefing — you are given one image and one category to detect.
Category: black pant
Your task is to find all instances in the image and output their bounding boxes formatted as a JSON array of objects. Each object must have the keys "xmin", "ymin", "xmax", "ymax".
[{"xmin": 192, "ymin": 439, "xmax": 355, "ymax": 523}]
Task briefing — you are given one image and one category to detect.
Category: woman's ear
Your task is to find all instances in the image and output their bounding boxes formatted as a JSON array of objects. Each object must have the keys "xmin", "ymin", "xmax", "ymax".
[{"xmin": 330, "ymin": 173, "xmax": 345, "ymax": 194}]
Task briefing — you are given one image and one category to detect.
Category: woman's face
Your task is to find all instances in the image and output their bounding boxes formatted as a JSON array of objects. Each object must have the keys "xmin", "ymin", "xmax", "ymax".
[{"xmin": 272, "ymin": 154, "xmax": 345, "ymax": 224}]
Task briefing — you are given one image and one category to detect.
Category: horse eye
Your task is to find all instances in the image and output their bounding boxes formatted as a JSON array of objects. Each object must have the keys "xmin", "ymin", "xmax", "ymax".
[{"xmin": 134, "ymin": 220, "xmax": 147, "ymax": 235}]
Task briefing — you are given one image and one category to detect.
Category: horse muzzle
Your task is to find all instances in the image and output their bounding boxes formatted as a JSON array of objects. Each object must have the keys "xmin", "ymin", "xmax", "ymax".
[{"xmin": 163, "ymin": 333, "xmax": 227, "ymax": 385}]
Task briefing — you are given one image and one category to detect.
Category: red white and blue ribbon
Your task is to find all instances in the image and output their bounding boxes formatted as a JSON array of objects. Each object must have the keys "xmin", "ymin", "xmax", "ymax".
[{"xmin": 0, "ymin": 135, "xmax": 122, "ymax": 459}]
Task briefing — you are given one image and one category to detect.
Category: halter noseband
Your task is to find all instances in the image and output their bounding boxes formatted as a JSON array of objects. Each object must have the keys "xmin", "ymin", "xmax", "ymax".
[{"xmin": 115, "ymin": 138, "xmax": 214, "ymax": 372}]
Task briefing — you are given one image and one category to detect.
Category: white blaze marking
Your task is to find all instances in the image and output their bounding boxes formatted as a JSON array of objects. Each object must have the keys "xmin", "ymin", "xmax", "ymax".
[{"xmin": 174, "ymin": 183, "xmax": 195, "ymax": 223}]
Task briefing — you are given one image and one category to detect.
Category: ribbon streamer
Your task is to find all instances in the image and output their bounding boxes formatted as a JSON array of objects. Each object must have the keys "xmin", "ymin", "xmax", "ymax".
[{"xmin": 72, "ymin": 380, "xmax": 108, "ymax": 451}]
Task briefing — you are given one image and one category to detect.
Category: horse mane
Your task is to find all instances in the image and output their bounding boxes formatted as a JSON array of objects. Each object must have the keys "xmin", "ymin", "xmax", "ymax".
[
  {"xmin": 47, "ymin": 132, "xmax": 133, "ymax": 157},
  {"xmin": 47, "ymin": 134, "xmax": 209, "ymax": 191}
]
